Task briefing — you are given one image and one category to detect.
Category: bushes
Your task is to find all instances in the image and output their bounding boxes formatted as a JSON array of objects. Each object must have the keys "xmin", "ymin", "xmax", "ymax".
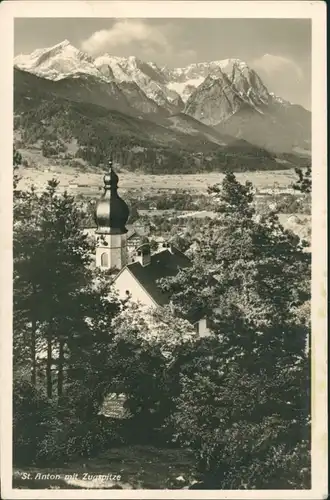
[
  {"xmin": 13, "ymin": 379, "xmax": 124, "ymax": 466},
  {"xmin": 35, "ymin": 416, "xmax": 124, "ymax": 464},
  {"xmin": 55, "ymin": 417, "xmax": 124, "ymax": 460},
  {"xmin": 276, "ymin": 193, "xmax": 311, "ymax": 215},
  {"xmin": 165, "ymin": 338, "xmax": 310, "ymax": 489},
  {"xmin": 13, "ymin": 379, "xmax": 62, "ymax": 465}
]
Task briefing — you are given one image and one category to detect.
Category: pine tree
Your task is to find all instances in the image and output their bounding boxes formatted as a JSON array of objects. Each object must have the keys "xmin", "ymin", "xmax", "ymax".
[
  {"xmin": 35, "ymin": 180, "xmax": 94, "ymax": 398},
  {"xmin": 14, "ymin": 177, "xmax": 97, "ymax": 398},
  {"xmin": 13, "ymin": 167, "xmax": 41, "ymax": 384},
  {"xmin": 292, "ymin": 166, "xmax": 312, "ymax": 194},
  {"xmin": 161, "ymin": 172, "xmax": 311, "ymax": 488}
]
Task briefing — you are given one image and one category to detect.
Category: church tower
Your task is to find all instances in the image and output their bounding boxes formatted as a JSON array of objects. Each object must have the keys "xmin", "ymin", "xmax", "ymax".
[{"xmin": 95, "ymin": 160, "xmax": 129, "ymax": 271}]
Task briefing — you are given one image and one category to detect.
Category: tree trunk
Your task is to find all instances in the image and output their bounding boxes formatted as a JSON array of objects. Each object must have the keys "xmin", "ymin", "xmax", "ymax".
[
  {"xmin": 31, "ymin": 317, "xmax": 37, "ymax": 386},
  {"xmin": 57, "ymin": 338, "xmax": 64, "ymax": 399},
  {"xmin": 46, "ymin": 332, "xmax": 52, "ymax": 399},
  {"xmin": 31, "ymin": 285, "xmax": 37, "ymax": 386}
]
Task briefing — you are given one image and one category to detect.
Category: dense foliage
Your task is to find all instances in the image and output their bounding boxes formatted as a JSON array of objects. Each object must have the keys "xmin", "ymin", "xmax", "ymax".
[
  {"xmin": 13, "ymin": 71, "xmax": 297, "ymax": 174},
  {"xmin": 293, "ymin": 166, "xmax": 312, "ymax": 194},
  {"xmin": 167, "ymin": 338, "xmax": 310, "ymax": 489},
  {"xmin": 158, "ymin": 172, "xmax": 311, "ymax": 488},
  {"xmin": 13, "ymin": 165, "xmax": 126, "ymax": 463},
  {"xmin": 13, "ymin": 154, "xmax": 311, "ymax": 488}
]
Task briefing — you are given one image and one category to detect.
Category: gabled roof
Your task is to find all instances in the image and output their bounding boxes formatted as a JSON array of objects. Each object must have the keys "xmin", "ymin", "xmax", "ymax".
[
  {"xmin": 127, "ymin": 226, "xmax": 149, "ymax": 240},
  {"xmin": 126, "ymin": 228, "xmax": 138, "ymax": 239},
  {"xmin": 126, "ymin": 247, "xmax": 192, "ymax": 306}
]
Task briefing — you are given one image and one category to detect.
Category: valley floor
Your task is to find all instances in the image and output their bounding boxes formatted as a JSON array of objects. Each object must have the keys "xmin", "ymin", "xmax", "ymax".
[
  {"xmin": 17, "ymin": 165, "xmax": 298, "ymax": 195},
  {"xmin": 15, "ymin": 165, "xmax": 311, "ymax": 244}
]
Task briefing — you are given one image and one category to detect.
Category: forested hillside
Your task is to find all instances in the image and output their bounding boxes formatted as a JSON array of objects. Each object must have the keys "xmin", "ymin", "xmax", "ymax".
[{"xmin": 14, "ymin": 69, "xmax": 308, "ymax": 174}]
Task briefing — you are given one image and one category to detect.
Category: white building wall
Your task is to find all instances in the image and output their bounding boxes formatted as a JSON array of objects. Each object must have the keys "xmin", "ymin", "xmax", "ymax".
[
  {"xmin": 115, "ymin": 268, "xmax": 156, "ymax": 308},
  {"xmin": 197, "ymin": 318, "xmax": 211, "ymax": 337},
  {"xmin": 115, "ymin": 268, "xmax": 217, "ymax": 338},
  {"xmin": 194, "ymin": 307, "xmax": 221, "ymax": 337},
  {"xmin": 96, "ymin": 233, "xmax": 127, "ymax": 271}
]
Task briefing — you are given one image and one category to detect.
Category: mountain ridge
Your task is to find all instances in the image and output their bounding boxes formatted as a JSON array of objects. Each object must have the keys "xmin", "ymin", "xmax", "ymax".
[
  {"xmin": 15, "ymin": 67, "xmax": 308, "ymax": 175},
  {"xmin": 14, "ymin": 40, "xmax": 311, "ymax": 157},
  {"xmin": 14, "ymin": 40, "xmax": 307, "ymax": 111}
]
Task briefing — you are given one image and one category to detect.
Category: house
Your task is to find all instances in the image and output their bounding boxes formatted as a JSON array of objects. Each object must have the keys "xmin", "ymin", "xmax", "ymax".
[
  {"xmin": 126, "ymin": 228, "xmax": 143, "ymax": 254},
  {"xmin": 93, "ymin": 162, "xmax": 211, "ymax": 336}
]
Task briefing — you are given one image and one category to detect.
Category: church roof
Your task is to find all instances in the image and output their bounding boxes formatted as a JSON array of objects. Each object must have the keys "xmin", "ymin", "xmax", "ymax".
[
  {"xmin": 95, "ymin": 161, "xmax": 129, "ymax": 234},
  {"xmin": 126, "ymin": 247, "xmax": 192, "ymax": 307}
]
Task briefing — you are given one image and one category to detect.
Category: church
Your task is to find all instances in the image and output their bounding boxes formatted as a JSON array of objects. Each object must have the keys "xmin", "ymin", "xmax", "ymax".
[{"xmin": 92, "ymin": 161, "xmax": 211, "ymax": 336}]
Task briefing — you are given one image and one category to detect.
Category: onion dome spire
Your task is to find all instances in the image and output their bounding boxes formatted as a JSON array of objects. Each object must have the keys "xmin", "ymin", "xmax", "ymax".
[
  {"xmin": 104, "ymin": 157, "xmax": 119, "ymax": 191},
  {"xmin": 95, "ymin": 158, "xmax": 129, "ymax": 234}
]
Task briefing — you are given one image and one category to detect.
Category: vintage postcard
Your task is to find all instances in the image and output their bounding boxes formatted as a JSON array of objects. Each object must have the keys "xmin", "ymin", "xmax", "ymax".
[{"xmin": 0, "ymin": 1, "xmax": 327, "ymax": 499}]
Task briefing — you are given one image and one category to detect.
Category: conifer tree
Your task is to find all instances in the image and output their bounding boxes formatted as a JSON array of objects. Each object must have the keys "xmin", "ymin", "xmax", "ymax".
[
  {"xmin": 13, "ymin": 176, "xmax": 106, "ymax": 398},
  {"xmin": 292, "ymin": 166, "xmax": 312, "ymax": 194},
  {"xmin": 35, "ymin": 180, "xmax": 93, "ymax": 398},
  {"xmin": 160, "ymin": 172, "xmax": 311, "ymax": 488}
]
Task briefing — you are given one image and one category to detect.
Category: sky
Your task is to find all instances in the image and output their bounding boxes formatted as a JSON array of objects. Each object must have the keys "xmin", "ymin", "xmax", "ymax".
[{"xmin": 14, "ymin": 18, "xmax": 311, "ymax": 109}]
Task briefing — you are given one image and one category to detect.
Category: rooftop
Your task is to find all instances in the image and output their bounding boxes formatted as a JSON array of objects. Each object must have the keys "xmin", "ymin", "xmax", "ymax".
[{"xmin": 127, "ymin": 247, "xmax": 191, "ymax": 307}]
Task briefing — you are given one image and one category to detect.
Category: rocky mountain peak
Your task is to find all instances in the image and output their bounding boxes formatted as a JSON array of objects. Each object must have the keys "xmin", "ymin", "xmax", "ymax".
[
  {"xmin": 13, "ymin": 42, "xmax": 310, "ymax": 153},
  {"xmin": 54, "ymin": 39, "xmax": 71, "ymax": 48},
  {"xmin": 14, "ymin": 39, "xmax": 101, "ymax": 81},
  {"xmin": 183, "ymin": 58, "xmax": 275, "ymax": 126}
]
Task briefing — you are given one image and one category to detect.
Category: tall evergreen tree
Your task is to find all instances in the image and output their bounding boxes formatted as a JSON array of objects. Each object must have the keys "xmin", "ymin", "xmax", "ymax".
[
  {"xmin": 160, "ymin": 172, "xmax": 311, "ymax": 488},
  {"xmin": 13, "ymin": 176, "xmax": 107, "ymax": 398},
  {"xmin": 13, "ymin": 152, "xmax": 41, "ymax": 384},
  {"xmin": 35, "ymin": 180, "xmax": 94, "ymax": 398}
]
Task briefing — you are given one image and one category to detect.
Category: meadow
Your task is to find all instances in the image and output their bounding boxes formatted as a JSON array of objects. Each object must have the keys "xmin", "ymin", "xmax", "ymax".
[
  {"xmin": 17, "ymin": 165, "xmax": 310, "ymax": 242},
  {"xmin": 18, "ymin": 165, "xmax": 298, "ymax": 195}
]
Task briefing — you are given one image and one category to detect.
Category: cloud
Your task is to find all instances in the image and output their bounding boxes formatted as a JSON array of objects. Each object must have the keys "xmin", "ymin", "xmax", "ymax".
[
  {"xmin": 252, "ymin": 54, "xmax": 303, "ymax": 81},
  {"xmin": 80, "ymin": 19, "xmax": 196, "ymax": 65},
  {"xmin": 251, "ymin": 53, "xmax": 309, "ymax": 109},
  {"xmin": 81, "ymin": 19, "xmax": 171, "ymax": 56}
]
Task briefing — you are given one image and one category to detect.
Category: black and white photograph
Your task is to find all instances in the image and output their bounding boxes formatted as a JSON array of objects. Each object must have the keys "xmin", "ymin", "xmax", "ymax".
[{"xmin": 0, "ymin": 1, "xmax": 327, "ymax": 498}]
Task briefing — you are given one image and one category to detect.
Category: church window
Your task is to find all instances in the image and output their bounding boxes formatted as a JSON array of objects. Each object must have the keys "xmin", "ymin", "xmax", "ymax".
[
  {"xmin": 101, "ymin": 252, "xmax": 108, "ymax": 267},
  {"xmin": 194, "ymin": 322, "xmax": 200, "ymax": 334}
]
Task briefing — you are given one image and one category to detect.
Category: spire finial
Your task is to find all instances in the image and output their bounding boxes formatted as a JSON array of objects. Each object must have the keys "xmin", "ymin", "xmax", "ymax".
[{"xmin": 103, "ymin": 156, "xmax": 118, "ymax": 190}]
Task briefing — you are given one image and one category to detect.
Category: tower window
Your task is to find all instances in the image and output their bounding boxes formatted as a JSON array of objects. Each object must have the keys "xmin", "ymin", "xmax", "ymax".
[{"xmin": 101, "ymin": 252, "xmax": 108, "ymax": 267}]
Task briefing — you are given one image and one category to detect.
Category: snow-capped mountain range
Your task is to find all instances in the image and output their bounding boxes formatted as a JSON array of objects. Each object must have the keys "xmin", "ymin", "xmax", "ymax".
[
  {"xmin": 14, "ymin": 40, "xmax": 311, "ymax": 154},
  {"xmin": 14, "ymin": 40, "xmax": 287, "ymax": 110}
]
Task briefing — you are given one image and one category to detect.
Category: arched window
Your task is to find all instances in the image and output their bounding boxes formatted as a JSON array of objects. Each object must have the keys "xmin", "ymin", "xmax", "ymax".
[{"xmin": 101, "ymin": 252, "xmax": 108, "ymax": 268}]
